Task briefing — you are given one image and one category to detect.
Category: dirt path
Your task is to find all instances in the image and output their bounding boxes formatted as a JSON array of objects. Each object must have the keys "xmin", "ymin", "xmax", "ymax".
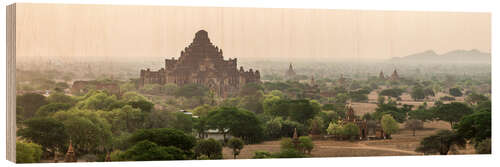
[{"xmin": 353, "ymin": 143, "xmax": 420, "ymax": 155}]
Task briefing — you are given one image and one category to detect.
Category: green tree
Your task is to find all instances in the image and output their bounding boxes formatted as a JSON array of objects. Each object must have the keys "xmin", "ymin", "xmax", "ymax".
[
  {"xmin": 410, "ymin": 86, "xmax": 426, "ymax": 101},
  {"xmin": 35, "ymin": 103, "xmax": 72, "ymax": 117},
  {"xmin": 239, "ymin": 83, "xmax": 264, "ymax": 96},
  {"xmin": 264, "ymin": 117, "xmax": 283, "ymax": 139},
  {"xmin": 474, "ymin": 138, "xmax": 491, "ymax": 154},
  {"xmin": 16, "ymin": 141, "xmax": 43, "ymax": 163},
  {"xmin": 278, "ymin": 138, "xmax": 307, "ymax": 158},
  {"xmin": 343, "ymin": 123, "xmax": 360, "ymax": 141},
  {"xmin": 104, "ymin": 105, "xmax": 146, "ymax": 133},
  {"xmin": 434, "ymin": 102, "xmax": 473, "ymax": 128},
  {"xmin": 335, "ymin": 93, "xmax": 348, "ymax": 104},
  {"xmin": 239, "ymin": 91, "xmax": 264, "ymax": 113},
  {"xmin": 17, "ymin": 93, "xmax": 48, "ymax": 119},
  {"xmin": 227, "ymin": 138, "xmax": 245, "ymax": 159},
  {"xmin": 415, "ymin": 130, "xmax": 466, "ymax": 155},
  {"xmin": 192, "ymin": 104, "xmax": 214, "ymax": 117},
  {"xmin": 121, "ymin": 91, "xmax": 147, "ymax": 102},
  {"xmin": 252, "ymin": 151, "xmax": 273, "ymax": 159},
  {"xmin": 449, "ymin": 87, "xmax": 463, "ymax": 97},
  {"xmin": 288, "ymin": 100, "xmax": 321, "ymax": 124},
  {"xmin": 194, "ymin": 138, "xmax": 223, "ymax": 159},
  {"xmin": 263, "ymin": 99, "xmax": 290, "ymax": 118},
  {"xmin": 127, "ymin": 99, "xmax": 154, "ymax": 112},
  {"xmin": 52, "ymin": 109, "xmax": 112, "ymax": 155},
  {"xmin": 298, "ymin": 136, "xmax": 314, "ymax": 154},
  {"xmin": 454, "ymin": 111, "xmax": 491, "ymax": 146},
  {"xmin": 76, "ymin": 91, "xmax": 120, "ymax": 111},
  {"xmin": 405, "ymin": 119, "xmax": 423, "ymax": 136},
  {"xmin": 175, "ymin": 84, "xmax": 208, "ymax": 104},
  {"xmin": 47, "ymin": 92, "xmax": 76, "ymax": 105},
  {"xmin": 374, "ymin": 100, "xmax": 409, "ymax": 123},
  {"xmin": 309, "ymin": 116, "xmax": 325, "ymax": 135},
  {"xmin": 128, "ymin": 128, "xmax": 196, "ymax": 152},
  {"xmin": 465, "ymin": 92, "xmax": 488, "ymax": 105},
  {"xmin": 379, "ymin": 88, "xmax": 403, "ymax": 98},
  {"xmin": 120, "ymin": 82, "xmax": 136, "ymax": 93},
  {"xmin": 18, "ymin": 117, "xmax": 67, "ymax": 158},
  {"xmin": 120, "ymin": 140, "xmax": 187, "ymax": 161},
  {"xmin": 173, "ymin": 112, "xmax": 193, "ymax": 134},
  {"xmin": 381, "ymin": 114, "xmax": 399, "ymax": 139},
  {"xmin": 408, "ymin": 104, "xmax": 434, "ymax": 123},
  {"xmin": 207, "ymin": 107, "xmax": 264, "ymax": 143},
  {"xmin": 326, "ymin": 121, "xmax": 343, "ymax": 136}
]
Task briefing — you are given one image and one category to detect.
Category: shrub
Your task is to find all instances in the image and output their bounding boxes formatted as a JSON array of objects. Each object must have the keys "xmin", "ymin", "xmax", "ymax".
[
  {"xmin": 449, "ymin": 88, "xmax": 463, "ymax": 97},
  {"xmin": 475, "ymin": 138, "xmax": 491, "ymax": 154},
  {"xmin": 342, "ymin": 123, "xmax": 360, "ymax": 141},
  {"xmin": 298, "ymin": 136, "xmax": 314, "ymax": 154},
  {"xmin": 280, "ymin": 138, "xmax": 294, "ymax": 150},
  {"xmin": 16, "ymin": 141, "xmax": 43, "ymax": 163},
  {"xmin": 381, "ymin": 114, "xmax": 399, "ymax": 138},
  {"xmin": 194, "ymin": 138, "xmax": 223, "ymax": 159},
  {"xmin": 253, "ymin": 151, "xmax": 273, "ymax": 159},
  {"xmin": 227, "ymin": 138, "xmax": 245, "ymax": 159},
  {"xmin": 275, "ymin": 149, "xmax": 306, "ymax": 158},
  {"xmin": 121, "ymin": 140, "xmax": 187, "ymax": 161}
]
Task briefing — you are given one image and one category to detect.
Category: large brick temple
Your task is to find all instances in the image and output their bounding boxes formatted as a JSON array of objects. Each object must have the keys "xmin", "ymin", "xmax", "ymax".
[{"xmin": 139, "ymin": 30, "xmax": 261, "ymax": 97}]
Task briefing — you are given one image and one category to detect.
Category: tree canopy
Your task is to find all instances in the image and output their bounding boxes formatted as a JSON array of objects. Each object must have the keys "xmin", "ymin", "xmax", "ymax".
[
  {"xmin": 415, "ymin": 130, "xmax": 466, "ymax": 155},
  {"xmin": 434, "ymin": 102, "xmax": 473, "ymax": 127},
  {"xmin": 18, "ymin": 117, "xmax": 68, "ymax": 155}
]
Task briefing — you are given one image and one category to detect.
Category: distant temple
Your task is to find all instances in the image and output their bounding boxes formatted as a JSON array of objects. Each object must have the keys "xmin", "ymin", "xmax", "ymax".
[
  {"xmin": 139, "ymin": 30, "xmax": 261, "ymax": 97},
  {"xmin": 343, "ymin": 103, "xmax": 386, "ymax": 139},
  {"xmin": 304, "ymin": 76, "xmax": 320, "ymax": 99},
  {"xmin": 285, "ymin": 63, "xmax": 296, "ymax": 80},
  {"xmin": 389, "ymin": 69, "xmax": 400, "ymax": 81},
  {"xmin": 379, "ymin": 70, "xmax": 385, "ymax": 80},
  {"xmin": 344, "ymin": 103, "xmax": 368, "ymax": 139}
]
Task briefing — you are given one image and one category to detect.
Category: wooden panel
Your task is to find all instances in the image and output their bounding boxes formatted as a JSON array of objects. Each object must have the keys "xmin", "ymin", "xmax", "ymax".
[{"xmin": 6, "ymin": 3, "xmax": 17, "ymax": 163}]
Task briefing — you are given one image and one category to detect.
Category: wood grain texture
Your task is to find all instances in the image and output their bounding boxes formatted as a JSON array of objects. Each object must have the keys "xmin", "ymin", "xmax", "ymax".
[{"xmin": 6, "ymin": 3, "xmax": 17, "ymax": 163}]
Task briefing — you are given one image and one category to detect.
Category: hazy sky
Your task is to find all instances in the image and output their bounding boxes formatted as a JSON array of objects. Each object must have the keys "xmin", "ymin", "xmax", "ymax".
[{"xmin": 15, "ymin": 3, "xmax": 490, "ymax": 63}]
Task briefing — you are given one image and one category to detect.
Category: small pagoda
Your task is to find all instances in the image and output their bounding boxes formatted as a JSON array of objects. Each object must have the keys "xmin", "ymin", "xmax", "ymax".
[
  {"xmin": 64, "ymin": 139, "xmax": 77, "ymax": 162},
  {"xmin": 292, "ymin": 128, "xmax": 300, "ymax": 150}
]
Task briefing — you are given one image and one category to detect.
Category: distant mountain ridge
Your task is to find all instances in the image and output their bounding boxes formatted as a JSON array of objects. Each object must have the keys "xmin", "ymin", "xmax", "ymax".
[{"xmin": 390, "ymin": 49, "xmax": 491, "ymax": 64}]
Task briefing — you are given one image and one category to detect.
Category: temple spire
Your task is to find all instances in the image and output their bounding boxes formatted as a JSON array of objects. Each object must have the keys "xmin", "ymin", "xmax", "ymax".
[
  {"xmin": 64, "ymin": 138, "xmax": 77, "ymax": 162},
  {"xmin": 310, "ymin": 76, "xmax": 316, "ymax": 86},
  {"xmin": 390, "ymin": 69, "xmax": 400, "ymax": 81},
  {"xmin": 379, "ymin": 70, "xmax": 385, "ymax": 79}
]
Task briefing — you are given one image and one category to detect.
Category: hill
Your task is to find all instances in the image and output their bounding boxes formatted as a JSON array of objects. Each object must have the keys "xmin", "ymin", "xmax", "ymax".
[{"xmin": 390, "ymin": 49, "xmax": 490, "ymax": 64}]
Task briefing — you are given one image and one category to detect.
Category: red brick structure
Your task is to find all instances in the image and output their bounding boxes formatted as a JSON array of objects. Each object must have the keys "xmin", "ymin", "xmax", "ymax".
[
  {"xmin": 139, "ymin": 30, "xmax": 260, "ymax": 97},
  {"xmin": 344, "ymin": 103, "xmax": 368, "ymax": 139},
  {"xmin": 64, "ymin": 139, "xmax": 77, "ymax": 162}
]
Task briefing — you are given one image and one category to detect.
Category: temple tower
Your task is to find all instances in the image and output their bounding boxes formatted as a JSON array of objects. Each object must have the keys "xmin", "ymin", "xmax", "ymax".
[
  {"xmin": 285, "ymin": 63, "xmax": 296, "ymax": 79},
  {"xmin": 379, "ymin": 70, "xmax": 385, "ymax": 79},
  {"xmin": 64, "ymin": 139, "xmax": 77, "ymax": 162},
  {"xmin": 390, "ymin": 69, "xmax": 400, "ymax": 81}
]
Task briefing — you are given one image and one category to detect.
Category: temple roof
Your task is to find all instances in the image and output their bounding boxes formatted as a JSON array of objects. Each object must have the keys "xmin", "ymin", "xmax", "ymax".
[{"xmin": 193, "ymin": 29, "xmax": 211, "ymax": 45}]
